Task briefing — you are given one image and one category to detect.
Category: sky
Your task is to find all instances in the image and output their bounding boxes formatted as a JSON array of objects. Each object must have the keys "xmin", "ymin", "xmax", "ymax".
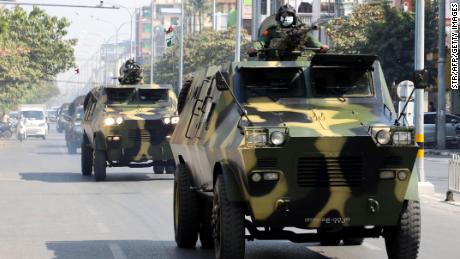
[{"xmin": 1, "ymin": 0, "xmax": 152, "ymax": 101}]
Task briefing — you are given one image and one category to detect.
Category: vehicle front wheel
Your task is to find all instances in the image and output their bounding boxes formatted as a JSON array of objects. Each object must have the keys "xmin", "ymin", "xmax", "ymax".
[
  {"xmin": 81, "ymin": 136, "xmax": 93, "ymax": 176},
  {"xmin": 384, "ymin": 200, "xmax": 421, "ymax": 259},
  {"xmin": 93, "ymin": 149, "xmax": 107, "ymax": 181},
  {"xmin": 174, "ymin": 163, "xmax": 199, "ymax": 248},
  {"xmin": 212, "ymin": 175, "xmax": 245, "ymax": 259}
]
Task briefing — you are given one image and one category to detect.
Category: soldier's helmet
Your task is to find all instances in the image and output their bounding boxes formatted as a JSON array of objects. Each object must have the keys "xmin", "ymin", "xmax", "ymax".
[
  {"xmin": 118, "ymin": 59, "xmax": 143, "ymax": 85},
  {"xmin": 275, "ymin": 4, "xmax": 297, "ymax": 28}
]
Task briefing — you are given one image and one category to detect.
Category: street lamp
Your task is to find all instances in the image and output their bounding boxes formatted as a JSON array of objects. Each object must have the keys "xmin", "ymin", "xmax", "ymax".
[{"xmin": 100, "ymin": 1, "xmax": 136, "ymax": 59}]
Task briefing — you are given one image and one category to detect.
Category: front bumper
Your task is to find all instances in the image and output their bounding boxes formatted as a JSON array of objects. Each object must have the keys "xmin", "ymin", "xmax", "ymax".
[
  {"xmin": 100, "ymin": 119, "xmax": 175, "ymax": 163},
  {"xmin": 25, "ymin": 127, "xmax": 47, "ymax": 136},
  {"xmin": 236, "ymin": 136, "xmax": 418, "ymax": 229}
]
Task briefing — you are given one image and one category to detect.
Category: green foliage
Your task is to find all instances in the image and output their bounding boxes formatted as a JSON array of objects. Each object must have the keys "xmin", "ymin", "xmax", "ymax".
[
  {"xmin": 146, "ymin": 28, "xmax": 251, "ymax": 87},
  {"xmin": 0, "ymin": 7, "xmax": 76, "ymax": 111},
  {"xmin": 326, "ymin": 2, "xmax": 438, "ymax": 86}
]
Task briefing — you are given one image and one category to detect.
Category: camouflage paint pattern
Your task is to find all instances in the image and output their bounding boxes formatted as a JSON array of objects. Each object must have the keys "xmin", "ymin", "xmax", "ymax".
[
  {"xmin": 83, "ymin": 84, "xmax": 178, "ymax": 164},
  {"xmin": 170, "ymin": 56, "xmax": 418, "ymax": 231}
]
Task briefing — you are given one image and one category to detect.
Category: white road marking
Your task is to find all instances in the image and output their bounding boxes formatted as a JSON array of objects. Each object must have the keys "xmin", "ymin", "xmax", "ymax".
[
  {"xmin": 96, "ymin": 222, "xmax": 110, "ymax": 233},
  {"xmin": 109, "ymin": 243, "xmax": 128, "ymax": 259},
  {"xmin": 362, "ymin": 242, "xmax": 382, "ymax": 251}
]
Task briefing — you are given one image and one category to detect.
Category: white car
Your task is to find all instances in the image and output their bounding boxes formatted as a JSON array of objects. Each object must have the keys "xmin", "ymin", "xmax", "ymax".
[{"xmin": 18, "ymin": 108, "xmax": 48, "ymax": 140}]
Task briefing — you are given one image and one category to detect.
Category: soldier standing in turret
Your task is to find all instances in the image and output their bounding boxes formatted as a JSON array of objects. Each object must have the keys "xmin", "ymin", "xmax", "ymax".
[{"xmin": 247, "ymin": 4, "xmax": 329, "ymax": 60}]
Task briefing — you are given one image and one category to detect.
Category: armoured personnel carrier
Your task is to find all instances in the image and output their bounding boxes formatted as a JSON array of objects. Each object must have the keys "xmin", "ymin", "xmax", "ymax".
[
  {"xmin": 81, "ymin": 83, "xmax": 178, "ymax": 181},
  {"xmin": 170, "ymin": 54, "xmax": 420, "ymax": 259}
]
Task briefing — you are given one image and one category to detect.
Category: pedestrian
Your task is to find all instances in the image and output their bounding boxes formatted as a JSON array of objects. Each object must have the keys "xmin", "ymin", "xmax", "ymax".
[{"xmin": 2, "ymin": 111, "xmax": 9, "ymax": 123}]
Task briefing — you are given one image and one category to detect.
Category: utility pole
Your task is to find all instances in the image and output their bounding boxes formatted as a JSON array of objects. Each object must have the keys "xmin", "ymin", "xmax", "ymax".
[
  {"xmin": 251, "ymin": 0, "xmax": 258, "ymax": 41},
  {"xmin": 150, "ymin": 1, "xmax": 155, "ymax": 84},
  {"xmin": 178, "ymin": 0, "xmax": 185, "ymax": 92},
  {"xmin": 213, "ymin": 0, "xmax": 217, "ymax": 31},
  {"xmin": 414, "ymin": 0, "xmax": 433, "ymax": 194},
  {"xmin": 437, "ymin": 0, "xmax": 447, "ymax": 149},
  {"xmin": 235, "ymin": 0, "xmax": 242, "ymax": 62}
]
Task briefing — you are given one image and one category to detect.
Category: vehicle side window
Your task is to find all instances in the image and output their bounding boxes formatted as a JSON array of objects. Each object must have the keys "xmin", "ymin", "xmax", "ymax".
[
  {"xmin": 424, "ymin": 114, "xmax": 435, "ymax": 124},
  {"xmin": 447, "ymin": 115, "xmax": 459, "ymax": 123}
]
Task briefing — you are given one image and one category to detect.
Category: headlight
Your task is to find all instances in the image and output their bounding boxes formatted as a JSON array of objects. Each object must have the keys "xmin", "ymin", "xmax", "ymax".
[
  {"xmin": 104, "ymin": 117, "xmax": 115, "ymax": 126},
  {"xmin": 270, "ymin": 131, "xmax": 285, "ymax": 146},
  {"xmin": 163, "ymin": 117, "xmax": 171, "ymax": 125},
  {"xmin": 171, "ymin": 116, "xmax": 180, "ymax": 124},
  {"xmin": 115, "ymin": 116, "xmax": 123, "ymax": 124},
  {"xmin": 392, "ymin": 131, "xmax": 412, "ymax": 145},
  {"xmin": 245, "ymin": 129, "xmax": 268, "ymax": 147},
  {"xmin": 376, "ymin": 130, "xmax": 391, "ymax": 145}
]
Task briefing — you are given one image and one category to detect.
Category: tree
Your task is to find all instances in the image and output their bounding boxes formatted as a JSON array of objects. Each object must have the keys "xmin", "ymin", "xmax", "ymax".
[
  {"xmin": 326, "ymin": 2, "xmax": 438, "ymax": 87},
  {"xmin": 0, "ymin": 7, "xmax": 76, "ymax": 111},
  {"xmin": 146, "ymin": 28, "xmax": 251, "ymax": 87}
]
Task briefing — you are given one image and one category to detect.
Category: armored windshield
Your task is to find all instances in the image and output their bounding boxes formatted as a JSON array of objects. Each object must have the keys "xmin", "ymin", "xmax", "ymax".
[
  {"xmin": 106, "ymin": 88, "xmax": 135, "ymax": 104},
  {"xmin": 138, "ymin": 89, "xmax": 169, "ymax": 103},
  {"xmin": 310, "ymin": 67, "xmax": 373, "ymax": 97},
  {"xmin": 239, "ymin": 67, "xmax": 306, "ymax": 102}
]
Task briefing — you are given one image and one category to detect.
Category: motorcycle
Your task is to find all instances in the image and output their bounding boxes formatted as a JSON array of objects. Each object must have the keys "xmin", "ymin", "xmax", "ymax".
[
  {"xmin": 17, "ymin": 119, "xmax": 26, "ymax": 142},
  {"xmin": 0, "ymin": 122, "xmax": 13, "ymax": 139}
]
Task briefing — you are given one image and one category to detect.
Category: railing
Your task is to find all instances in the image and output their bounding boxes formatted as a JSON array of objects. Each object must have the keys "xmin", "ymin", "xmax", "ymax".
[{"xmin": 448, "ymin": 154, "xmax": 460, "ymax": 193}]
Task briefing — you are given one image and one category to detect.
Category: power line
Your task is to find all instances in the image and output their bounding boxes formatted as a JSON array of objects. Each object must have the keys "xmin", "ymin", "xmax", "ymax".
[{"xmin": 0, "ymin": 1, "xmax": 120, "ymax": 9}]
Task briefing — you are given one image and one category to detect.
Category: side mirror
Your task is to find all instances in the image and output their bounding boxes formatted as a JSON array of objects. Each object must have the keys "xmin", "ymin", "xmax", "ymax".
[{"xmin": 215, "ymin": 71, "xmax": 229, "ymax": 91}]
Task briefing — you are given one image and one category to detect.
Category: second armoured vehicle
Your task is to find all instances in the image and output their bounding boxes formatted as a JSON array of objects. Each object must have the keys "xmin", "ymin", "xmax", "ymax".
[
  {"xmin": 170, "ymin": 54, "xmax": 420, "ymax": 259},
  {"xmin": 81, "ymin": 84, "xmax": 178, "ymax": 181}
]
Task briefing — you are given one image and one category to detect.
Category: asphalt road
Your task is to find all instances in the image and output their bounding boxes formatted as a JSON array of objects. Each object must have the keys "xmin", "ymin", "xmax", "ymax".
[{"xmin": 0, "ymin": 127, "xmax": 459, "ymax": 259}]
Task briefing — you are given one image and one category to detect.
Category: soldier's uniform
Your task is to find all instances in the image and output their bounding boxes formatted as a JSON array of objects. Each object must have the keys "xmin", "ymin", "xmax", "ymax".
[{"xmin": 250, "ymin": 4, "xmax": 325, "ymax": 61}]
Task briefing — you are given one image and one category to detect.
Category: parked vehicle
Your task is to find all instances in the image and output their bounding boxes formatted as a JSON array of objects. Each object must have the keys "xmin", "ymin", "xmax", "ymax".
[
  {"xmin": 424, "ymin": 112, "xmax": 460, "ymax": 148},
  {"xmin": 47, "ymin": 109, "xmax": 58, "ymax": 123}
]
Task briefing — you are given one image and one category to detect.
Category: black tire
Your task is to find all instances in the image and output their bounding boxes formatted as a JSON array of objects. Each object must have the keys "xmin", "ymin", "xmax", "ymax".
[
  {"xmin": 385, "ymin": 200, "xmax": 421, "ymax": 259},
  {"xmin": 165, "ymin": 160, "xmax": 176, "ymax": 174},
  {"xmin": 174, "ymin": 163, "xmax": 200, "ymax": 248},
  {"xmin": 154, "ymin": 165, "xmax": 165, "ymax": 174},
  {"xmin": 343, "ymin": 237, "xmax": 364, "ymax": 246},
  {"xmin": 81, "ymin": 136, "xmax": 93, "ymax": 176},
  {"xmin": 93, "ymin": 149, "xmax": 107, "ymax": 181},
  {"xmin": 177, "ymin": 79, "xmax": 192, "ymax": 114},
  {"xmin": 212, "ymin": 175, "xmax": 245, "ymax": 259},
  {"xmin": 199, "ymin": 200, "xmax": 214, "ymax": 249}
]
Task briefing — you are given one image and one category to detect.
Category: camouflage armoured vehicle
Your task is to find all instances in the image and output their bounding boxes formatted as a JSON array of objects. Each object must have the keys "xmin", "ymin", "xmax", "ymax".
[
  {"xmin": 81, "ymin": 84, "xmax": 178, "ymax": 181},
  {"xmin": 170, "ymin": 54, "xmax": 420, "ymax": 259}
]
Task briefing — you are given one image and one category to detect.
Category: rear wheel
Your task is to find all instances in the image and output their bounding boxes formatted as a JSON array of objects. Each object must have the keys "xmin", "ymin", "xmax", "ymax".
[
  {"xmin": 3, "ymin": 130, "xmax": 12, "ymax": 139},
  {"xmin": 384, "ymin": 200, "xmax": 421, "ymax": 259},
  {"xmin": 212, "ymin": 175, "xmax": 245, "ymax": 259},
  {"xmin": 93, "ymin": 149, "xmax": 107, "ymax": 181},
  {"xmin": 165, "ymin": 160, "xmax": 176, "ymax": 174},
  {"xmin": 153, "ymin": 161, "xmax": 165, "ymax": 174},
  {"xmin": 81, "ymin": 136, "xmax": 93, "ymax": 176},
  {"xmin": 174, "ymin": 163, "xmax": 200, "ymax": 248},
  {"xmin": 199, "ymin": 199, "xmax": 214, "ymax": 249}
]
